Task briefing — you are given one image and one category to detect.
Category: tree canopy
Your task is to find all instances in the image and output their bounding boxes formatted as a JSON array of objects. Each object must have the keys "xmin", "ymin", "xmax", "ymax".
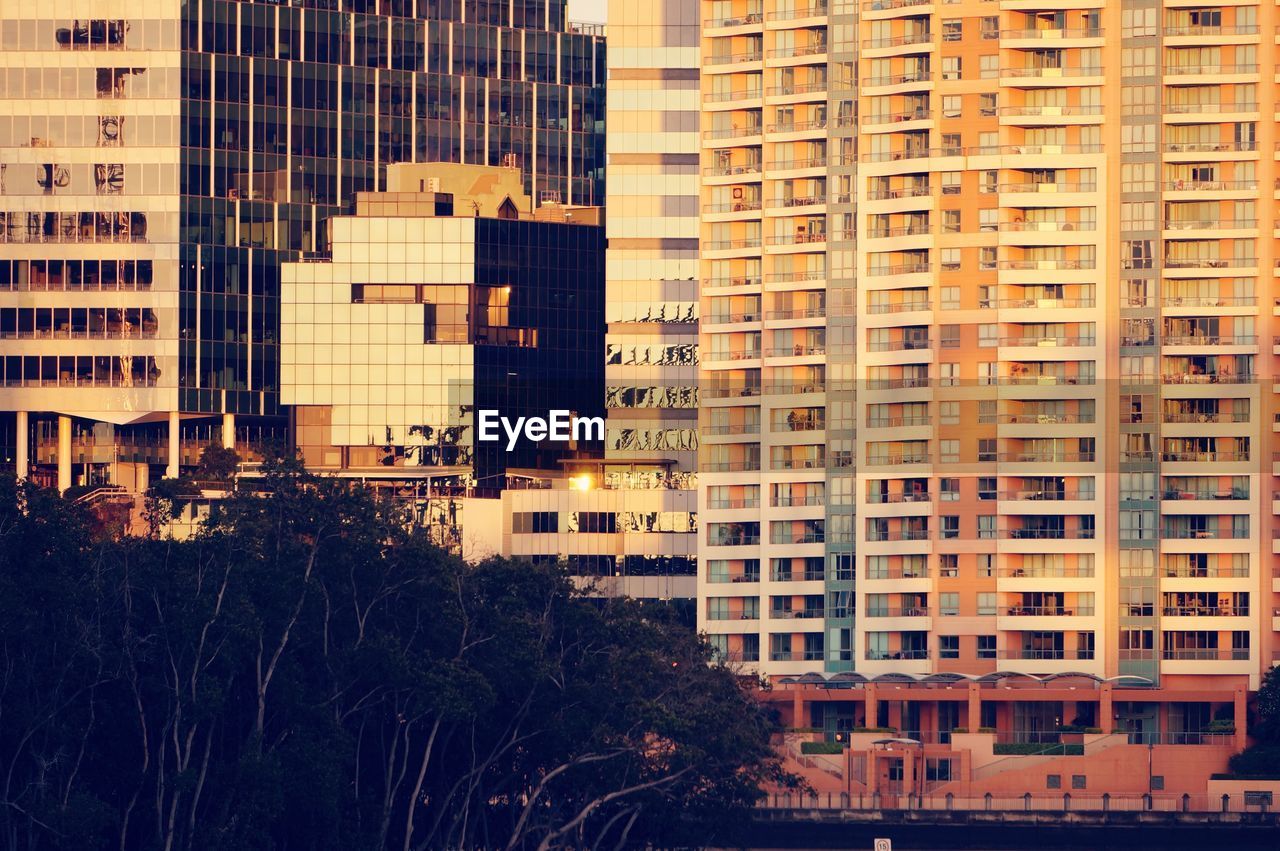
[{"xmin": 0, "ymin": 462, "xmax": 788, "ymax": 850}]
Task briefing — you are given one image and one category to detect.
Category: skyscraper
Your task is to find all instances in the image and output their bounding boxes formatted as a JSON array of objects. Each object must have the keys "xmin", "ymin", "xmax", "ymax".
[
  {"xmin": 698, "ymin": 0, "xmax": 1276, "ymax": 720},
  {"xmin": 0, "ymin": 1, "xmax": 603, "ymax": 491}
]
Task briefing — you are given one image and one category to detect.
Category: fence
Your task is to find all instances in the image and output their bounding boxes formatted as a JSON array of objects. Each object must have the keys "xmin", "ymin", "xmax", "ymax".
[{"xmin": 759, "ymin": 791, "xmax": 1274, "ymax": 815}]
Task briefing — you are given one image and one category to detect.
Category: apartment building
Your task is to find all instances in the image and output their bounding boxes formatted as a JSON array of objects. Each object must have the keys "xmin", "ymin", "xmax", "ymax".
[
  {"xmin": 0, "ymin": 0, "xmax": 603, "ymax": 492},
  {"xmin": 697, "ymin": 0, "xmax": 1278, "ymax": 740}
]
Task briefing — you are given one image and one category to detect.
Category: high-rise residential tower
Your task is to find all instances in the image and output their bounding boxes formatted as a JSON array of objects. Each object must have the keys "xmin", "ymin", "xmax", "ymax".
[
  {"xmin": 0, "ymin": 0, "xmax": 603, "ymax": 491},
  {"xmin": 698, "ymin": 0, "xmax": 1277, "ymax": 720}
]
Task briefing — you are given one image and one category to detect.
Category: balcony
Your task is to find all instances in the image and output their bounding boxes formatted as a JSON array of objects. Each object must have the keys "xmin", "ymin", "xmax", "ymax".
[
  {"xmin": 1163, "ymin": 334, "xmax": 1256, "ymax": 346},
  {"xmin": 1000, "ymin": 66, "xmax": 1103, "ymax": 79},
  {"xmin": 867, "ymin": 338, "xmax": 932, "ymax": 352},
  {"xmin": 868, "ymin": 185, "xmax": 932, "ymax": 200},
  {"xmin": 866, "ymin": 491, "xmax": 931, "ymax": 504},
  {"xmin": 1163, "ymin": 25, "xmax": 1259, "ymax": 37},
  {"xmin": 704, "ymin": 89, "xmax": 763, "ymax": 104},
  {"xmin": 1164, "ymin": 64, "xmax": 1258, "ymax": 76},
  {"xmin": 1161, "ymin": 373, "xmax": 1254, "ymax": 385},
  {"xmin": 1163, "ymin": 179, "xmax": 1257, "ymax": 192},
  {"xmin": 1161, "ymin": 606, "xmax": 1250, "ymax": 617},
  {"xmin": 993, "ymin": 447, "xmax": 1095, "ymax": 460},
  {"xmin": 1161, "ymin": 450, "xmax": 1249, "ymax": 462},
  {"xmin": 999, "ymin": 489, "xmax": 1092, "ymax": 501},
  {"xmin": 994, "ymin": 297, "xmax": 1096, "ymax": 309},
  {"xmin": 1004, "ymin": 606, "xmax": 1094, "ymax": 617},
  {"xmin": 999, "ymin": 335, "xmax": 1095, "ymax": 347},
  {"xmin": 705, "ymin": 13, "xmax": 763, "ymax": 29},
  {"xmin": 766, "ymin": 118, "xmax": 828, "ymax": 134},
  {"xmin": 866, "ymin": 528, "xmax": 931, "ymax": 542},
  {"xmin": 1001, "ymin": 28, "xmax": 1103, "ymax": 40},
  {"xmin": 1001, "ymin": 528, "xmax": 1096, "ymax": 540},
  {"xmin": 1161, "ymin": 649, "xmax": 1249, "ymax": 661},
  {"xmin": 1162, "ymin": 141, "xmax": 1257, "ymax": 154},
  {"xmin": 1164, "ymin": 219, "xmax": 1255, "ymax": 231},
  {"xmin": 862, "ymin": 32, "xmax": 932, "ymax": 49},
  {"xmin": 705, "ymin": 50, "xmax": 763, "ymax": 66},
  {"xmin": 1162, "ymin": 488, "xmax": 1247, "ymax": 501},
  {"xmin": 702, "ymin": 275, "xmax": 762, "ymax": 290}
]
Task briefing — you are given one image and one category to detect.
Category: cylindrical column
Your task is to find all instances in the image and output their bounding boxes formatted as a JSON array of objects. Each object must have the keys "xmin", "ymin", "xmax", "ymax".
[
  {"xmin": 221, "ymin": 412, "xmax": 235, "ymax": 450},
  {"xmin": 15, "ymin": 411, "xmax": 28, "ymax": 480},
  {"xmin": 57, "ymin": 415, "xmax": 71, "ymax": 493},
  {"xmin": 166, "ymin": 410, "xmax": 180, "ymax": 479}
]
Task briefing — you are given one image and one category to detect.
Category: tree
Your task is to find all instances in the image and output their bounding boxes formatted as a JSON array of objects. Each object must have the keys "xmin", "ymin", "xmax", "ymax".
[
  {"xmin": 1251, "ymin": 664, "xmax": 1280, "ymax": 744},
  {"xmin": 194, "ymin": 445, "xmax": 241, "ymax": 482},
  {"xmin": 0, "ymin": 461, "xmax": 789, "ymax": 850}
]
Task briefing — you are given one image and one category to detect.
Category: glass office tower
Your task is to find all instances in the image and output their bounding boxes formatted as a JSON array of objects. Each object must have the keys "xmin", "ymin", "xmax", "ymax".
[{"xmin": 0, "ymin": 0, "xmax": 603, "ymax": 491}]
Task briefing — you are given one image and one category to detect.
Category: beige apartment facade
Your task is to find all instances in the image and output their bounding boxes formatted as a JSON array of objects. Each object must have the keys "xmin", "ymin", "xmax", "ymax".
[{"xmin": 697, "ymin": 0, "xmax": 1279, "ymax": 740}]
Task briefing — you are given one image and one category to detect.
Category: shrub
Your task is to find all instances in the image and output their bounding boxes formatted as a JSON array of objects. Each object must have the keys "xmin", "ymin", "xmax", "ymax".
[{"xmin": 800, "ymin": 741, "xmax": 846, "ymax": 755}]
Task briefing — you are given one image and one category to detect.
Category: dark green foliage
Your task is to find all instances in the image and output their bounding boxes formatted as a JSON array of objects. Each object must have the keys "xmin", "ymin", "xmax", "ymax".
[
  {"xmin": 800, "ymin": 742, "xmax": 845, "ymax": 755},
  {"xmin": 194, "ymin": 445, "xmax": 241, "ymax": 482},
  {"xmin": 0, "ymin": 462, "xmax": 788, "ymax": 850}
]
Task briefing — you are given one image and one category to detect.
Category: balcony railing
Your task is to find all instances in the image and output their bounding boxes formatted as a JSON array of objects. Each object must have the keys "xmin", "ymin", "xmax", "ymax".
[
  {"xmin": 1162, "ymin": 527, "xmax": 1250, "ymax": 542},
  {"xmin": 868, "ymin": 339, "xmax": 932, "ymax": 352},
  {"xmin": 705, "ymin": 51, "xmax": 763, "ymax": 65},
  {"xmin": 1163, "ymin": 25, "xmax": 1259, "ymax": 36},
  {"xmin": 998, "ymin": 182, "xmax": 1097, "ymax": 193},
  {"xmin": 705, "ymin": 13, "xmax": 763, "ymax": 28},
  {"xmin": 1162, "ymin": 606, "xmax": 1250, "ymax": 617},
  {"xmin": 1160, "ymin": 451, "xmax": 1249, "ymax": 462},
  {"xmin": 1161, "ymin": 649, "xmax": 1249, "ymax": 661},
  {"xmin": 1002, "ymin": 528, "xmax": 1096, "ymax": 540},
  {"xmin": 867, "ymin": 491, "xmax": 931, "ymax": 504},
  {"xmin": 1000, "ymin": 66, "xmax": 1103, "ymax": 78},
  {"xmin": 1162, "ymin": 334, "xmax": 1256, "ymax": 345},
  {"xmin": 1164, "ymin": 219, "xmax": 1256, "ymax": 231},
  {"xmin": 1003, "ymin": 606, "xmax": 1095, "ymax": 617},
  {"xmin": 1001, "ymin": 28, "xmax": 1104, "ymax": 39},
  {"xmin": 1161, "ymin": 373, "xmax": 1254, "ymax": 384},
  {"xmin": 862, "ymin": 33, "xmax": 932, "ymax": 49},
  {"xmin": 1163, "ymin": 180, "xmax": 1257, "ymax": 192},
  {"xmin": 1164, "ymin": 64, "xmax": 1258, "ymax": 75}
]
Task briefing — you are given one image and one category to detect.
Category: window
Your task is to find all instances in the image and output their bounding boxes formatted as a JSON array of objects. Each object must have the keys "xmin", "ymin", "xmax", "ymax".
[
  {"xmin": 979, "ymin": 92, "xmax": 997, "ymax": 116},
  {"xmin": 1072, "ymin": 775, "xmax": 1087, "ymax": 790},
  {"xmin": 978, "ymin": 324, "xmax": 998, "ymax": 346},
  {"xmin": 978, "ymin": 554, "xmax": 994, "ymax": 577},
  {"xmin": 941, "ymin": 515, "xmax": 959, "ymax": 539},
  {"xmin": 980, "ymin": 247, "xmax": 997, "ymax": 269},
  {"xmin": 940, "ymin": 635, "xmax": 960, "ymax": 658},
  {"xmin": 940, "ymin": 478, "xmax": 959, "ymax": 501},
  {"xmin": 978, "ymin": 477, "xmax": 996, "ymax": 500},
  {"xmin": 979, "ymin": 54, "xmax": 999, "ymax": 79},
  {"xmin": 940, "ymin": 325, "xmax": 960, "ymax": 348},
  {"xmin": 941, "ymin": 172, "xmax": 961, "ymax": 194},
  {"xmin": 943, "ymin": 209, "xmax": 961, "ymax": 232},
  {"xmin": 942, "ymin": 20, "xmax": 962, "ymax": 41},
  {"xmin": 940, "ymin": 593, "xmax": 959, "ymax": 615},
  {"xmin": 978, "ymin": 515, "xmax": 996, "ymax": 539},
  {"xmin": 977, "ymin": 635, "xmax": 997, "ymax": 658},
  {"xmin": 941, "ymin": 248, "xmax": 961, "ymax": 271},
  {"xmin": 512, "ymin": 511, "xmax": 558, "ymax": 533},
  {"xmin": 977, "ymin": 438, "xmax": 996, "ymax": 462},
  {"xmin": 940, "ymin": 401, "xmax": 959, "ymax": 424},
  {"xmin": 940, "ymin": 553, "xmax": 959, "ymax": 578},
  {"xmin": 981, "ymin": 17, "xmax": 999, "ymax": 39},
  {"xmin": 941, "ymin": 287, "xmax": 960, "ymax": 309},
  {"xmin": 572, "ymin": 512, "xmax": 617, "ymax": 533},
  {"xmin": 978, "ymin": 593, "xmax": 996, "ymax": 616},
  {"xmin": 1046, "ymin": 775, "xmax": 1062, "ymax": 790},
  {"xmin": 940, "ymin": 439, "xmax": 959, "ymax": 463},
  {"xmin": 942, "ymin": 57, "xmax": 961, "ymax": 80}
]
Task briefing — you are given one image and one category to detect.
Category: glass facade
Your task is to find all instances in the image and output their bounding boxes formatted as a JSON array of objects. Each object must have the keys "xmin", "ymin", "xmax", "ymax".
[{"xmin": 0, "ymin": 0, "xmax": 603, "ymax": 486}]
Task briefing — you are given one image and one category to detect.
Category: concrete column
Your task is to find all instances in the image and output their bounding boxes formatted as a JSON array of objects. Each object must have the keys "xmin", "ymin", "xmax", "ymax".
[
  {"xmin": 56, "ymin": 415, "xmax": 71, "ymax": 493},
  {"xmin": 1100, "ymin": 683, "xmax": 1113, "ymax": 732},
  {"xmin": 967, "ymin": 681, "xmax": 982, "ymax": 730},
  {"xmin": 221, "ymin": 412, "xmax": 235, "ymax": 450},
  {"xmin": 14, "ymin": 411, "xmax": 28, "ymax": 479},
  {"xmin": 865, "ymin": 684, "xmax": 878, "ymax": 729},
  {"xmin": 1234, "ymin": 688, "xmax": 1248, "ymax": 751},
  {"xmin": 791, "ymin": 686, "xmax": 805, "ymax": 729},
  {"xmin": 166, "ymin": 411, "xmax": 180, "ymax": 479}
]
